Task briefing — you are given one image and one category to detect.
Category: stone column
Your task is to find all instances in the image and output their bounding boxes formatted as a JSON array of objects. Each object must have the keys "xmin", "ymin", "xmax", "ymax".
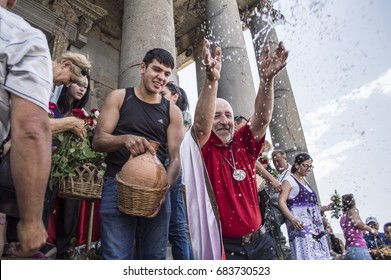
[
  {"xmin": 119, "ymin": 0, "xmax": 176, "ymax": 88},
  {"xmin": 246, "ymin": 5, "xmax": 318, "ymax": 194},
  {"xmin": 205, "ymin": 0, "xmax": 255, "ymax": 116}
]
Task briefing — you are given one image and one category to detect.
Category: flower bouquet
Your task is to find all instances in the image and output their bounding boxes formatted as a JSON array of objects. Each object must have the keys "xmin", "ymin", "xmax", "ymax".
[
  {"xmin": 49, "ymin": 105, "xmax": 106, "ymax": 200},
  {"xmin": 330, "ymin": 189, "xmax": 342, "ymax": 219}
]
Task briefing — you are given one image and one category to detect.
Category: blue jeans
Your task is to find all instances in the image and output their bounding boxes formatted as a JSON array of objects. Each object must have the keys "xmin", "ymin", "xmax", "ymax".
[
  {"xmin": 169, "ymin": 173, "xmax": 193, "ymax": 260},
  {"xmin": 345, "ymin": 246, "xmax": 372, "ymax": 260},
  {"xmin": 100, "ymin": 177, "xmax": 171, "ymax": 260},
  {"xmin": 223, "ymin": 232, "xmax": 277, "ymax": 260}
]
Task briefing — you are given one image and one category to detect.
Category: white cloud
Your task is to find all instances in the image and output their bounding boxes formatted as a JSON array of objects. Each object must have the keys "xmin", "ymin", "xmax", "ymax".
[
  {"xmin": 303, "ymin": 68, "xmax": 391, "ymax": 178},
  {"xmin": 314, "ymin": 139, "xmax": 360, "ymax": 179}
]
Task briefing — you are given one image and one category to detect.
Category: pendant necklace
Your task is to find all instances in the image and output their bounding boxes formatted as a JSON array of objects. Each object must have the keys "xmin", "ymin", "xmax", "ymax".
[{"xmin": 221, "ymin": 147, "xmax": 246, "ymax": 181}]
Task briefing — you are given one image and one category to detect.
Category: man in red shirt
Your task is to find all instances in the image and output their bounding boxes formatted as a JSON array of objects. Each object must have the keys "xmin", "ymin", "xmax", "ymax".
[{"xmin": 182, "ymin": 38, "xmax": 288, "ymax": 260}]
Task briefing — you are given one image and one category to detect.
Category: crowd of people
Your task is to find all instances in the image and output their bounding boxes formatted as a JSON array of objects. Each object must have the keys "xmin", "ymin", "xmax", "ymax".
[{"xmin": 0, "ymin": 0, "xmax": 390, "ymax": 261}]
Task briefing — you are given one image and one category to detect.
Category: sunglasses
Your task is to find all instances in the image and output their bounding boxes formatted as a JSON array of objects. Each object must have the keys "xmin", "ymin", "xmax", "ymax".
[
  {"xmin": 301, "ymin": 163, "xmax": 314, "ymax": 169},
  {"xmin": 71, "ymin": 61, "xmax": 89, "ymax": 76}
]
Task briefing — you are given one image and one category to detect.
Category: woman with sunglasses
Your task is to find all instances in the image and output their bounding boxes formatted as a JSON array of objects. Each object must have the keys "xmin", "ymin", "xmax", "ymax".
[{"xmin": 278, "ymin": 153, "xmax": 333, "ymax": 259}]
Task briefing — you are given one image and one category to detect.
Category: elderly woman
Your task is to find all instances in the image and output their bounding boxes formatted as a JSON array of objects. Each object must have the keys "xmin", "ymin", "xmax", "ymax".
[{"xmin": 278, "ymin": 153, "xmax": 332, "ymax": 260}]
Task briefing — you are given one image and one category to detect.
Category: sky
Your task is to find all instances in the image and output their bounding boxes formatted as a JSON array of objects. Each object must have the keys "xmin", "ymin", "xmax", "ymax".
[{"xmin": 178, "ymin": 0, "xmax": 391, "ymax": 236}]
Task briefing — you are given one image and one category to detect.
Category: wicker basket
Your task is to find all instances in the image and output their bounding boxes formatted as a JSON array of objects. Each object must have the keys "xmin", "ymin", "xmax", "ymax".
[
  {"xmin": 116, "ymin": 173, "xmax": 169, "ymax": 218},
  {"xmin": 58, "ymin": 163, "xmax": 103, "ymax": 201}
]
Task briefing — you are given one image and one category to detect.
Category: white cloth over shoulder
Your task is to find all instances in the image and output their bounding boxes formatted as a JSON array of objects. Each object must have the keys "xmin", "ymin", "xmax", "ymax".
[{"xmin": 180, "ymin": 128, "xmax": 224, "ymax": 260}]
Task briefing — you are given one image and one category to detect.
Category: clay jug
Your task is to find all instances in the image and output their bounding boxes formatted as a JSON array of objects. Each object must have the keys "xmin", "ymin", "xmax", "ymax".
[{"xmin": 117, "ymin": 140, "xmax": 169, "ymax": 218}]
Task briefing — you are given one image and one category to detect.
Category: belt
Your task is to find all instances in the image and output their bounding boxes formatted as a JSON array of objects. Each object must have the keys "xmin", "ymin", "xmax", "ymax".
[{"xmin": 223, "ymin": 225, "xmax": 266, "ymax": 246}]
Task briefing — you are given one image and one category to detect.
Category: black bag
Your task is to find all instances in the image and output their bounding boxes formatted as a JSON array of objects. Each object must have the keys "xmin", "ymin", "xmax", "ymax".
[
  {"xmin": 258, "ymin": 188, "xmax": 285, "ymax": 228},
  {"xmin": 0, "ymin": 151, "xmax": 19, "ymax": 217},
  {"xmin": 258, "ymin": 188, "xmax": 270, "ymax": 221}
]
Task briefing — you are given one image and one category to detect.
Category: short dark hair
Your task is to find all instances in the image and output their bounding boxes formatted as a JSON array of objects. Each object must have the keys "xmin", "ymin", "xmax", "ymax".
[
  {"xmin": 291, "ymin": 152, "xmax": 312, "ymax": 173},
  {"xmin": 143, "ymin": 48, "xmax": 175, "ymax": 70},
  {"xmin": 384, "ymin": 222, "xmax": 391, "ymax": 230}
]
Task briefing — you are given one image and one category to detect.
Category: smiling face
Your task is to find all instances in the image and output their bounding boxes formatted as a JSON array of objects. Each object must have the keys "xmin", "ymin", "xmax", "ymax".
[
  {"xmin": 212, "ymin": 98, "xmax": 234, "ymax": 144},
  {"xmin": 140, "ymin": 59, "xmax": 172, "ymax": 94}
]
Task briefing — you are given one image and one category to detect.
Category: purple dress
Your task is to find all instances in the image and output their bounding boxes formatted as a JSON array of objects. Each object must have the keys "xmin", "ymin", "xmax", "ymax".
[{"xmin": 285, "ymin": 176, "xmax": 331, "ymax": 260}]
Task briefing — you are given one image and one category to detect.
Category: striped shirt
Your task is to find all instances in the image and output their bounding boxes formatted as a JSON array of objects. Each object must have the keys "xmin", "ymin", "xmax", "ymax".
[{"xmin": 0, "ymin": 7, "xmax": 52, "ymax": 142}]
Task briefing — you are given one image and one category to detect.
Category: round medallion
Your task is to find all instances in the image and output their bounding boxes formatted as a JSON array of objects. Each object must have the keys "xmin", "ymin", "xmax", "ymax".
[{"xmin": 233, "ymin": 169, "xmax": 246, "ymax": 181}]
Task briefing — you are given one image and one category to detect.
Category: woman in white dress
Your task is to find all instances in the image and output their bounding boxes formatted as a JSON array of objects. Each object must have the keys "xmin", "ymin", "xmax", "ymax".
[{"xmin": 278, "ymin": 153, "xmax": 333, "ymax": 260}]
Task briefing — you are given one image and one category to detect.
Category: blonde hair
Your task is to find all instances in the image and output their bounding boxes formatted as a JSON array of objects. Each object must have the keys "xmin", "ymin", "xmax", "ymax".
[
  {"xmin": 263, "ymin": 140, "xmax": 272, "ymax": 153},
  {"xmin": 56, "ymin": 51, "xmax": 91, "ymax": 83}
]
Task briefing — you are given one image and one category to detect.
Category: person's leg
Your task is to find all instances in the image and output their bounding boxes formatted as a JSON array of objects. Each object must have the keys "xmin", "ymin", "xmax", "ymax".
[
  {"xmin": 55, "ymin": 197, "xmax": 81, "ymax": 259},
  {"xmin": 246, "ymin": 233, "xmax": 277, "ymax": 260},
  {"xmin": 137, "ymin": 193, "xmax": 171, "ymax": 260},
  {"xmin": 169, "ymin": 174, "xmax": 192, "ymax": 260},
  {"xmin": 0, "ymin": 213, "xmax": 5, "ymax": 256},
  {"xmin": 100, "ymin": 177, "xmax": 136, "ymax": 260},
  {"xmin": 346, "ymin": 246, "xmax": 372, "ymax": 260}
]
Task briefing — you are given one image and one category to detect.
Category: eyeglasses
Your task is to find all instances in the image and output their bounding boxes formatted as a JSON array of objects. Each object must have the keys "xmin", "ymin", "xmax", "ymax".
[{"xmin": 301, "ymin": 163, "xmax": 314, "ymax": 169}]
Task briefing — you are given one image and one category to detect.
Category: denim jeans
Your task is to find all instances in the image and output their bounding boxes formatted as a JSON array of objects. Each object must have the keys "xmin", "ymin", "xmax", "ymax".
[
  {"xmin": 223, "ymin": 232, "xmax": 277, "ymax": 260},
  {"xmin": 345, "ymin": 246, "xmax": 372, "ymax": 260},
  {"xmin": 100, "ymin": 177, "xmax": 171, "ymax": 260},
  {"xmin": 169, "ymin": 173, "xmax": 193, "ymax": 260}
]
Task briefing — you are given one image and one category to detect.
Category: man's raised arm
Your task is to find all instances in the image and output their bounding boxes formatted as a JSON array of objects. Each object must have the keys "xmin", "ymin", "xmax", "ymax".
[
  {"xmin": 249, "ymin": 42, "xmax": 289, "ymax": 140},
  {"xmin": 193, "ymin": 39, "xmax": 222, "ymax": 148}
]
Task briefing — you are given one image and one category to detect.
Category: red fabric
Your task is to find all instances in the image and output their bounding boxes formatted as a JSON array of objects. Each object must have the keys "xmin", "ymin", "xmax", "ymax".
[
  {"xmin": 202, "ymin": 125, "xmax": 264, "ymax": 238},
  {"xmin": 47, "ymin": 198, "xmax": 60, "ymax": 244},
  {"xmin": 46, "ymin": 198, "xmax": 100, "ymax": 245},
  {"xmin": 75, "ymin": 200, "xmax": 101, "ymax": 246}
]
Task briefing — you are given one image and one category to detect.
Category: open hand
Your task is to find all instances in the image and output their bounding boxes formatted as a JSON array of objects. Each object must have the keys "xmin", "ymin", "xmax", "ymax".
[
  {"xmin": 202, "ymin": 38, "xmax": 222, "ymax": 81},
  {"xmin": 259, "ymin": 41, "xmax": 289, "ymax": 81}
]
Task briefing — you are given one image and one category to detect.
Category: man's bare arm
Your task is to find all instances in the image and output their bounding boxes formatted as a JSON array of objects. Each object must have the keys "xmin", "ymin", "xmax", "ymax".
[
  {"xmin": 249, "ymin": 42, "xmax": 289, "ymax": 140},
  {"xmin": 166, "ymin": 105, "xmax": 184, "ymax": 188},
  {"xmin": 9, "ymin": 95, "xmax": 50, "ymax": 256},
  {"xmin": 193, "ymin": 39, "xmax": 222, "ymax": 148}
]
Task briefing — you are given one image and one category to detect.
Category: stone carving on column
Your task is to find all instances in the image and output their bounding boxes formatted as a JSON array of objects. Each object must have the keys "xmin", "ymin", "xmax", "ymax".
[
  {"xmin": 67, "ymin": 0, "xmax": 108, "ymax": 36},
  {"xmin": 44, "ymin": 0, "xmax": 108, "ymax": 48},
  {"xmin": 187, "ymin": 0, "xmax": 206, "ymax": 17},
  {"xmin": 51, "ymin": 33, "xmax": 69, "ymax": 59}
]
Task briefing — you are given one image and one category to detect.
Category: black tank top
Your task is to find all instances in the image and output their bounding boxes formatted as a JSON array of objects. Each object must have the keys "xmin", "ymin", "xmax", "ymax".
[{"xmin": 105, "ymin": 87, "xmax": 170, "ymax": 177}]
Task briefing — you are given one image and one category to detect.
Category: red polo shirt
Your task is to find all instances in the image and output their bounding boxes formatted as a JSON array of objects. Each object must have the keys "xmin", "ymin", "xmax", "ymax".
[{"xmin": 202, "ymin": 125, "xmax": 265, "ymax": 238}]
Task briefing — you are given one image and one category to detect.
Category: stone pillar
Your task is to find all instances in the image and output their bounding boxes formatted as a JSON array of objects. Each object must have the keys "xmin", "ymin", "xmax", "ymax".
[
  {"xmin": 119, "ymin": 0, "xmax": 176, "ymax": 88},
  {"xmin": 205, "ymin": 0, "xmax": 255, "ymax": 116},
  {"xmin": 246, "ymin": 5, "xmax": 318, "ymax": 194},
  {"xmin": 194, "ymin": 28, "xmax": 207, "ymax": 96}
]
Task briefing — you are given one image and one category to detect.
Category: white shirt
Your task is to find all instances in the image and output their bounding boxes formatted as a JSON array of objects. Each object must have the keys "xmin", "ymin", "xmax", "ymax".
[{"xmin": 0, "ymin": 8, "xmax": 52, "ymax": 141}]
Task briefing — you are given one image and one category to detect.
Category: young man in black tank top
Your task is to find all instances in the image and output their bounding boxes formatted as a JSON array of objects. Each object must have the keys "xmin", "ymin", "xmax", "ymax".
[{"xmin": 92, "ymin": 48, "xmax": 184, "ymax": 260}]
